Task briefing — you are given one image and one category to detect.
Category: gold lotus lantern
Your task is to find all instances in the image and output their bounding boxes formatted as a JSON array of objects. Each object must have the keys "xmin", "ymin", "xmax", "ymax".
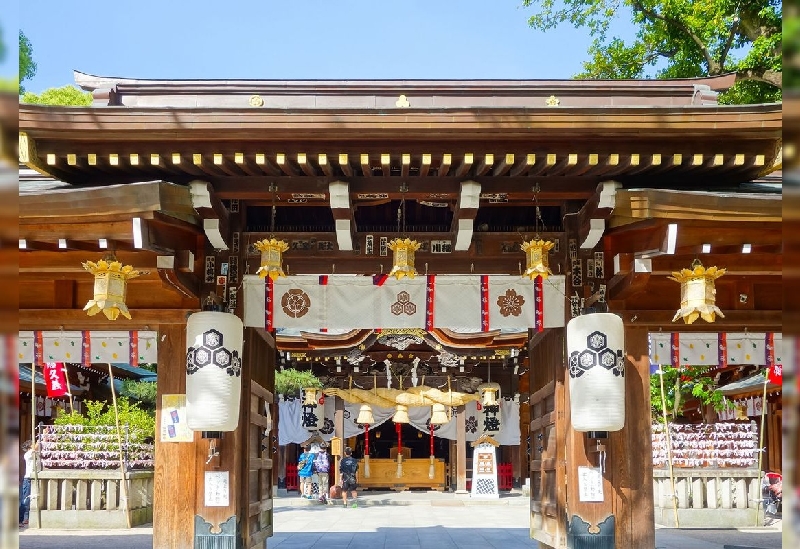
[
  {"xmin": 82, "ymin": 256, "xmax": 141, "ymax": 320},
  {"xmin": 521, "ymin": 239, "xmax": 555, "ymax": 280},
  {"xmin": 356, "ymin": 404, "xmax": 375, "ymax": 425},
  {"xmin": 669, "ymin": 259, "xmax": 726, "ymax": 324},
  {"xmin": 387, "ymin": 238, "xmax": 421, "ymax": 280},
  {"xmin": 303, "ymin": 387, "xmax": 318, "ymax": 406},
  {"xmin": 254, "ymin": 238, "xmax": 289, "ymax": 280},
  {"xmin": 430, "ymin": 403, "xmax": 449, "ymax": 425},
  {"xmin": 393, "ymin": 404, "xmax": 410, "ymax": 423},
  {"xmin": 477, "ymin": 382, "xmax": 501, "ymax": 406}
]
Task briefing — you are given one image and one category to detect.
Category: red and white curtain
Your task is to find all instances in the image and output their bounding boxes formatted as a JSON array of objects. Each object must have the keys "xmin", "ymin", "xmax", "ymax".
[
  {"xmin": 18, "ymin": 331, "xmax": 158, "ymax": 365},
  {"xmin": 650, "ymin": 332, "xmax": 783, "ymax": 369},
  {"xmin": 244, "ymin": 274, "xmax": 566, "ymax": 331}
]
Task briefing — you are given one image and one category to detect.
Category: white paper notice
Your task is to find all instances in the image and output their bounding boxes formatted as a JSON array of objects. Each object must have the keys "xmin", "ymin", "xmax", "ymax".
[
  {"xmin": 205, "ymin": 471, "xmax": 230, "ymax": 507},
  {"xmin": 577, "ymin": 466, "xmax": 604, "ymax": 502},
  {"xmin": 160, "ymin": 394, "xmax": 194, "ymax": 443}
]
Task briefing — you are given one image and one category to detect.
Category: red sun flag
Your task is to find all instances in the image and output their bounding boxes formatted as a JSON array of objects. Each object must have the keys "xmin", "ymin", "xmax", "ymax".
[{"xmin": 43, "ymin": 362, "xmax": 68, "ymax": 397}]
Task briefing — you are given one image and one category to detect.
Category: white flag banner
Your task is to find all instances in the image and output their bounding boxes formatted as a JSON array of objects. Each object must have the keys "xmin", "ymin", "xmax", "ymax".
[
  {"xmin": 18, "ymin": 330, "xmax": 158, "ymax": 365},
  {"xmin": 243, "ymin": 274, "xmax": 566, "ymax": 331}
]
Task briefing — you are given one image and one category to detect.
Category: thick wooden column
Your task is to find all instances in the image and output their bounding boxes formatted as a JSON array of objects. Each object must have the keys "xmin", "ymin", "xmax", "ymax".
[
  {"xmin": 153, "ymin": 324, "xmax": 196, "ymax": 549},
  {"xmin": 455, "ymin": 404, "xmax": 467, "ymax": 493},
  {"xmin": 612, "ymin": 325, "xmax": 656, "ymax": 548}
]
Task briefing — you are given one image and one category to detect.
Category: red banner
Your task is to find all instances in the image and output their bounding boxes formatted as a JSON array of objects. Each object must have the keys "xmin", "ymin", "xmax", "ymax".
[
  {"xmin": 43, "ymin": 362, "xmax": 68, "ymax": 397},
  {"xmin": 765, "ymin": 333, "xmax": 781, "ymax": 385},
  {"xmin": 425, "ymin": 275, "xmax": 435, "ymax": 330}
]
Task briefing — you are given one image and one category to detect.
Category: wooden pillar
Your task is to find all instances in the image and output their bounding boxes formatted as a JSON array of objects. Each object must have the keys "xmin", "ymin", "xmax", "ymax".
[
  {"xmin": 334, "ymin": 396, "xmax": 345, "ymax": 486},
  {"xmin": 153, "ymin": 324, "xmax": 196, "ymax": 549},
  {"xmin": 455, "ymin": 404, "xmax": 467, "ymax": 493}
]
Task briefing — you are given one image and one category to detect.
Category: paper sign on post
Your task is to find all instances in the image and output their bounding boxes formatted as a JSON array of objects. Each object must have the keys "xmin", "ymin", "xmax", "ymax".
[{"xmin": 577, "ymin": 466, "xmax": 604, "ymax": 502}]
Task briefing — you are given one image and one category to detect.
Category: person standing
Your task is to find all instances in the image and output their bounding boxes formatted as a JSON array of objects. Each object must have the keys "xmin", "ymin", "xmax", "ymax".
[
  {"xmin": 313, "ymin": 443, "xmax": 331, "ymax": 504},
  {"xmin": 339, "ymin": 446, "xmax": 359, "ymax": 508},
  {"xmin": 297, "ymin": 443, "xmax": 315, "ymax": 500},
  {"xmin": 19, "ymin": 440, "xmax": 38, "ymax": 527}
]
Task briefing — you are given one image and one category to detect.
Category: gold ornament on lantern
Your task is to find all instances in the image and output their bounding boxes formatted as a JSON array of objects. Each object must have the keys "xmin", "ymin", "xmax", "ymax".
[
  {"xmin": 303, "ymin": 387, "xmax": 318, "ymax": 406},
  {"xmin": 521, "ymin": 239, "xmax": 555, "ymax": 280},
  {"xmin": 82, "ymin": 256, "xmax": 141, "ymax": 320},
  {"xmin": 477, "ymin": 382, "xmax": 501, "ymax": 406},
  {"xmin": 254, "ymin": 238, "xmax": 289, "ymax": 280},
  {"xmin": 388, "ymin": 238, "xmax": 421, "ymax": 279},
  {"xmin": 669, "ymin": 259, "xmax": 726, "ymax": 324}
]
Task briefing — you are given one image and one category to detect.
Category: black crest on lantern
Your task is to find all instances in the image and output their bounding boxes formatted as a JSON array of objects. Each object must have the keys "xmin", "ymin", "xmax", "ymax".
[
  {"xmin": 568, "ymin": 330, "xmax": 624, "ymax": 379},
  {"xmin": 186, "ymin": 328, "xmax": 242, "ymax": 377}
]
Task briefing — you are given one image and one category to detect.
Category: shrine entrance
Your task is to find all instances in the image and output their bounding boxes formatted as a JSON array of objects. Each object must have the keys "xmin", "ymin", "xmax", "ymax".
[{"xmin": 18, "ymin": 72, "xmax": 781, "ymax": 549}]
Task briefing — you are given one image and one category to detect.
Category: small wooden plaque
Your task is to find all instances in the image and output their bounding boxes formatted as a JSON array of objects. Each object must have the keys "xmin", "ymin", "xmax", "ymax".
[{"xmin": 330, "ymin": 436, "xmax": 343, "ymax": 457}]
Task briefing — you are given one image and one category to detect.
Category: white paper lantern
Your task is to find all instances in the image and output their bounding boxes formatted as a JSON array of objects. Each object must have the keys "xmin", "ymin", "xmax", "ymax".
[
  {"xmin": 567, "ymin": 313, "xmax": 625, "ymax": 432},
  {"xmin": 186, "ymin": 311, "xmax": 243, "ymax": 432}
]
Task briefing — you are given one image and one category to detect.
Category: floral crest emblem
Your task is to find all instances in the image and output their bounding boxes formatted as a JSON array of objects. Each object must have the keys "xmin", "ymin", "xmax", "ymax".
[{"xmin": 497, "ymin": 289, "xmax": 525, "ymax": 317}]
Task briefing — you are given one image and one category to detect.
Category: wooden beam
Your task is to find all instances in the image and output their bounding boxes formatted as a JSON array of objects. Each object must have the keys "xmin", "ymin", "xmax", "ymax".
[
  {"xmin": 276, "ymin": 153, "xmax": 300, "ymax": 175},
  {"xmin": 234, "ymin": 152, "xmax": 263, "ymax": 176},
  {"xmin": 401, "ymin": 153, "xmax": 411, "ymax": 178},
  {"xmin": 527, "ymin": 153, "xmax": 558, "ymax": 176},
  {"xmin": 473, "ymin": 154, "xmax": 494, "ymax": 176},
  {"xmin": 360, "ymin": 154, "xmax": 372, "ymax": 176},
  {"xmin": 157, "ymin": 255, "xmax": 201, "ymax": 299},
  {"xmin": 338, "ymin": 154, "xmax": 353, "ymax": 177},
  {"xmin": 254, "ymin": 153, "xmax": 281, "ymax": 176},
  {"xmin": 437, "ymin": 153, "xmax": 452, "ymax": 177},
  {"xmin": 19, "ymin": 308, "xmax": 196, "ymax": 330},
  {"xmin": 616, "ymin": 309, "xmax": 781, "ymax": 330},
  {"xmin": 381, "ymin": 153, "xmax": 391, "ymax": 176},
  {"xmin": 192, "ymin": 153, "xmax": 225, "ymax": 177},
  {"xmin": 318, "ymin": 154, "xmax": 334, "ymax": 177},
  {"xmin": 296, "ymin": 153, "xmax": 317, "ymax": 177},
  {"xmin": 509, "ymin": 153, "xmax": 535, "ymax": 177},
  {"xmin": 213, "ymin": 153, "xmax": 244, "ymax": 176},
  {"xmin": 420, "ymin": 154, "xmax": 432, "ymax": 177},
  {"xmin": 492, "ymin": 153, "xmax": 514, "ymax": 176},
  {"xmin": 454, "ymin": 153, "xmax": 474, "ymax": 177}
]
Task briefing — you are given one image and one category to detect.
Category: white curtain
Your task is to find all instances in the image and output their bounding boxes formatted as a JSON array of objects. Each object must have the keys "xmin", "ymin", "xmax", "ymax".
[{"xmin": 278, "ymin": 396, "xmax": 520, "ymax": 446}]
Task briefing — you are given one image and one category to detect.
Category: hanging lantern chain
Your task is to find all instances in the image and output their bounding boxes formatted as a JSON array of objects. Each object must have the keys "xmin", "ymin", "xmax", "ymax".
[{"xmin": 269, "ymin": 183, "xmax": 278, "ymax": 238}]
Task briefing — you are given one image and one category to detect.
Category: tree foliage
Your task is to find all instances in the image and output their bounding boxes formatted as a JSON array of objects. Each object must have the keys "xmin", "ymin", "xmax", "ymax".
[
  {"xmin": 19, "ymin": 30, "xmax": 36, "ymax": 94},
  {"xmin": 54, "ymin": 397, "xmax": 155, "ymax": 443},
  {"xmin": 650, "ymin": 366, "xmax": 727, "ymax": 423},
  {"xmin": 21, "ymin": 85, "xmax": 92, "ymax": 106},
  {"xmin": 275, "ymin": 368, "xmax": 322, "ymax": 396},
  {"xmin": 523, "ymin": 0, "xmax": 782, "ymax": 104},
  {"xmin": 120, "ymin": 380, "xmax": 157, "ymax": 412}
]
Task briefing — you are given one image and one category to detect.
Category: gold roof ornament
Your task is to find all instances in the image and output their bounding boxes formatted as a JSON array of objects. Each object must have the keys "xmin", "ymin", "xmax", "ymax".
[
  {"xmin": 546, "ymin": 95, "xmax": 560, "ymax": 107},
  {"xmin": 82, "ymin": 256, "xmax": 141, "ymax": 320},
  {"xmin": 254, "ymin": 238, "xmax": 289, "ymax": 280},
  {"xmin": 669, "ymin": 259, "xmax": 726, "ymax": 324},
  {"xmin": 521, "ymin": 239, "xmax": 555, "ymax": 280},
  {"xmin": 388, "ymin": 238, "xmax": 421, "ymax": 279}
]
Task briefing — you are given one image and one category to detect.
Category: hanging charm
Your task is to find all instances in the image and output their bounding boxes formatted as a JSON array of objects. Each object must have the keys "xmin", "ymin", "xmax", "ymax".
[
  {"xmin": 254, "ymin": 238, "xmax": 289, "ymax": 280},
  {"xmin": 388, "ymin": 238, "xmax": 421, "ymax": 279},
  {"xmin": 521, "ymin": 239, "xmax": 555, "ymax": 280}
]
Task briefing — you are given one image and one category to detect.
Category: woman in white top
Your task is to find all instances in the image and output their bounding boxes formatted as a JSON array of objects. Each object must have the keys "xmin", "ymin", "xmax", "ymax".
[{"xmin": 19, "ymin": 440, "xmax": 38, "ymax": 527}]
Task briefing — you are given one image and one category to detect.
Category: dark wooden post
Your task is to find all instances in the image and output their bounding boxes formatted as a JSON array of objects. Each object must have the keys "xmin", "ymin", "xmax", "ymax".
[{"xmin": 334, "ymin": 396, "xmax": 345, "ymax": 487}]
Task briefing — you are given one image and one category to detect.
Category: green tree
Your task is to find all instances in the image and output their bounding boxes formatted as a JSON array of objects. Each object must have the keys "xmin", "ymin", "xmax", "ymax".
[
  {"xmin": 275, "ymin": 368, "xmax": 322, "ymax": 397},
  {"xmin": 523, "ymin": 0, "xmax": 782, "ymax": 104},
  {"xmin": 19, "ymin": 30, "xmax": 36, "ymax": 94},
  {"xmin": 120, "ymin": 380, "xmax": 157, "ymax": 412},
  {"xmin": 21, "ymin": 85, "xmax": 92, "ymax": 106},
  {"xmin": 650, "ymin": 365, "xmax": 727, "ymax": 423}
]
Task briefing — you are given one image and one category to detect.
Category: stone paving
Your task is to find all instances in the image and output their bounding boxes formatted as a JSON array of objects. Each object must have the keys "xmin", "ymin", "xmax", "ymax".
[{"xmin": 18, "ymin": 491, "xmax": 784, "ymax": 549}]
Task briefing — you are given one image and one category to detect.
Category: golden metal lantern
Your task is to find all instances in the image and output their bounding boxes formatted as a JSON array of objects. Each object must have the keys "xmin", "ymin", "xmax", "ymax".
[
  {"xmin": 356, "ymin": 404, "xmax": 375, "ymax": 425},
  {"xmin": 521, "ymin": 239, "xmax": 555, "ymax": 280},
  {"xmin": 430, "ymin": 403, "xmax": 449, "ymax": 425},
  {"xmin": 82, "ymin": 257, "xmax": 141, "ymax": 320},
  {"xmin": 477, "ymin": 382, "xmax": 501, "ymax": 406},
  {"xmin": 393, "ymin": 404, "xmax": 410, "ymax": 424},
  {"xmin": 254, "ymin": 238, "xmax": 289, "ymax": 280},
  {"xmin": 669, "ymin": 259, "xmax": 726, "ymax": 324},
  {"xmin": 387, "ymin": 238, "xmax": 421, "ymax": 279},
  {"xmin": 303, "ymin": 387, "xmax": 318, "ymax": 406}
]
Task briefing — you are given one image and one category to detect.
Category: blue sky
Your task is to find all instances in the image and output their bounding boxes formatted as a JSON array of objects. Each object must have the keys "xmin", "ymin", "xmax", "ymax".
[{"xmin": 6, "ymin": 1, "xmax": 636, "ymax": 93}]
